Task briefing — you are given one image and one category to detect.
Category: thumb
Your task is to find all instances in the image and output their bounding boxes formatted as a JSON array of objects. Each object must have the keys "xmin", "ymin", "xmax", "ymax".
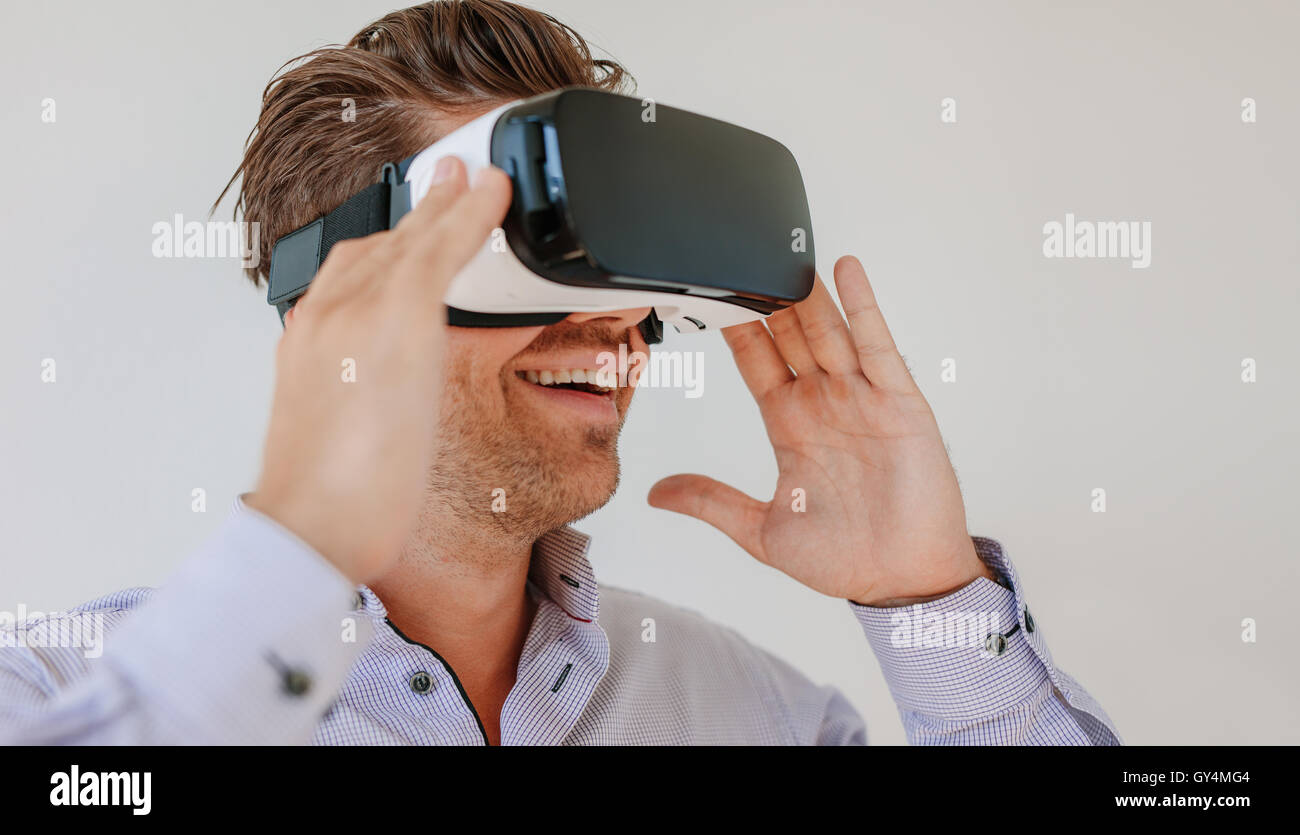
[{"xmin": 648, "ymin": 474, "xmax": 768, "ymax": 561}]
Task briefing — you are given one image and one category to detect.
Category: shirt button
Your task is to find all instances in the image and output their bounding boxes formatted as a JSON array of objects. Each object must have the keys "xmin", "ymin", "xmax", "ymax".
[
  {"xmin": 984, "ymin": 632, "xmax": 1009, "ymax": 657},
  {"xmin": 353, "ymin": 592, "xmax": 365, "ymax": 611},
  {"xmin": 1024, "ymin": 607, "xmax": 1036, "ymax": 633},
  {"xmin": 409, "ymin": 671, "xmax": 434, "ymax": 694}
]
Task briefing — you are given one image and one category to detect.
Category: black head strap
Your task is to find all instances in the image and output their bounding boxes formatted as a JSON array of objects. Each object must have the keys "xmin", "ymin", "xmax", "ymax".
[
  {"xmin": 265, "ymin": 157, "xmax": 663, "ymax": 344},
  {"xmin": 267, "ymin": 160, "xmax": 412, "ymax": 321}
]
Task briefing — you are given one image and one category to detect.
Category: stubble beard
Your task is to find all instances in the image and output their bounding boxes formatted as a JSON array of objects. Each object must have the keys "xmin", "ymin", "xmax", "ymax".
[{"xmin": 416, "ymin": 355, "xmax": 624, "ymax": 560}]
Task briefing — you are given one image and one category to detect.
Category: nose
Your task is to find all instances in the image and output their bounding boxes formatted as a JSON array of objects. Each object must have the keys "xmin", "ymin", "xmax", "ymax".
[{"xmin": 563, "ymin": 307, "xmax": 653, "ymax": 333}]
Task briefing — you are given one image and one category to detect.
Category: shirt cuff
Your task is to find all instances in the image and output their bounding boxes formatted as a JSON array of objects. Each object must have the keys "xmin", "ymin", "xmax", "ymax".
[
  {"xmin": 848, "ymin": 536, "xmax": 1050, "ymax": 723},
  {"xmin": 105, "ymin": 499, "xmax": 372, "ymax": 743}
]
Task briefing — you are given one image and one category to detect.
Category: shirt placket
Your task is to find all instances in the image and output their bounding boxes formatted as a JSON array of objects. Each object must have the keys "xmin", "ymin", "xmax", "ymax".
[
  {"xmin": 499, "ymin": 597, "xmax": 610, "ymax": 746},
  {"xmin": 372, "ymin": 616, "xmax": 491, "ymax": 745}
]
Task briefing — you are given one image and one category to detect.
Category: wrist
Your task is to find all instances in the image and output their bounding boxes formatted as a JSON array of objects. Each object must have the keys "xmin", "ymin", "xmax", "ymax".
[
  {"xmin": 851, "ymin": 539, "xmax": 998, "ymax": 608},
  {"xmin": 245, "ymin": 490, "xmax": 366, "ymax": 585}
]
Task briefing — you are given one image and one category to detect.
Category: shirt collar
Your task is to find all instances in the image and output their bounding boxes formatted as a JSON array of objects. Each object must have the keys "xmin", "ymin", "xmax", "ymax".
[{"xmin": 525, "ymin": 526, "xmax": 599, "ymax": 623}]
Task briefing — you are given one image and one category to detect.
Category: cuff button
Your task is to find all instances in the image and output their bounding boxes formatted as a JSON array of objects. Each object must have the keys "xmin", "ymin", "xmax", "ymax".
[{"xmin": 282, "ymin": 669, "xmax": 313, "ymax": 696}]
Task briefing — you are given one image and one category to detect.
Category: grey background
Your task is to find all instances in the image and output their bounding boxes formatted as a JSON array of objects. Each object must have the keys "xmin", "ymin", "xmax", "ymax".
[{"xmin": 2, "ymin": 0, "xmax": 1296, "ymax": 744}]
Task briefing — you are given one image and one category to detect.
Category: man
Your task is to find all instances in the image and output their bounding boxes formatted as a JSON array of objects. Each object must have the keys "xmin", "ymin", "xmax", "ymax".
[{"xmin": 0, "ymin": 0, "xmax": 1116, "ymax": 745}]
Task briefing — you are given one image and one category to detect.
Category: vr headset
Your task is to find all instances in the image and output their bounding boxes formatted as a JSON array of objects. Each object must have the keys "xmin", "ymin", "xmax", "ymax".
[{"xmin": 266, "ymin": 87, "xmax": 815, "ymax": 344}]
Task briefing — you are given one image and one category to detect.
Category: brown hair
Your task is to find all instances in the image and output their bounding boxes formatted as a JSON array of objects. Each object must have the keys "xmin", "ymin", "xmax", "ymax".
[{"xmin": 216, "ymin": 0, "xmax": 631, "ymax": 285}]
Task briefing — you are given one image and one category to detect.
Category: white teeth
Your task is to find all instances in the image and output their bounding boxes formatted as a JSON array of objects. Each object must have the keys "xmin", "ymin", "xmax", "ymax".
[{"xmin": 517, "ymin": 368, "xmax": 617, "ymax": 392}]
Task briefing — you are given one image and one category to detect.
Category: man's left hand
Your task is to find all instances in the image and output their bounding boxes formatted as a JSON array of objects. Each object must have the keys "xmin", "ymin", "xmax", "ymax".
[{"xmin": 649, "ymin": 255, "xmax": 995, "ymax": 607}]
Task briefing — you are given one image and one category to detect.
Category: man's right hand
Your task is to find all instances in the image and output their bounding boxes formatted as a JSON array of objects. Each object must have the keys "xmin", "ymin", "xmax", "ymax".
[{"xmin": 246, "ymin": 157, "xmax": 512, "ymax": 584}]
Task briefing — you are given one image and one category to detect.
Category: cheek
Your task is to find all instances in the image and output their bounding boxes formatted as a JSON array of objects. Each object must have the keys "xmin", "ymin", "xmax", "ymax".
[{"xmin": 446, "ymin": 326, "xmax": 544, "ymax": 376}]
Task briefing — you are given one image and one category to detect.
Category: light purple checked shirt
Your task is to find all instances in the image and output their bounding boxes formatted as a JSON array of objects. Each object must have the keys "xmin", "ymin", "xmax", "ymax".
[{"xmin": 0, "ymin": 499, "xmax": 1119, "ymax": 745}]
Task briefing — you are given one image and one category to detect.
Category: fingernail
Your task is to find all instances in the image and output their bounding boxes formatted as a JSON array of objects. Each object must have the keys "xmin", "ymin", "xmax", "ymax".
[{"xmin": 432, "ymin": 156, "xmax": 456, "ymax": 184}]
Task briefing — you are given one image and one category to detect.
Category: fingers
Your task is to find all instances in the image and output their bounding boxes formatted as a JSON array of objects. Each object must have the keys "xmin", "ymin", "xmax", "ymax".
[
  {"xmin": 297, "ymin": 233, "xmax": 395, "ymax": 314},
  {"xmin": 792, "ymin": 275, "xmax": 860, "ymax": 375},
  {"xmin": 396, "ymin": 164, "xmax": 513, "ymax": 304},
  {"xmin": 395, "ymin": 155, "xmax": 470, "ymax": 234},
  {"xmin": 300, "ymin": 156, "xmax": 469, "ymax": 312},
  {"xmin": 425, "ymin": 166, "xmax": 513, "ymax": 268},
  {"xmin": 832, "ymin": 255, "xmax": 914, "ymax": 391},
  {"xmin": 765, "ymin": 306, "xmax": 819, "ymax": 376},
  {"xmin": 648, "ymin": 474, "xmax": 767, "ymax": 561},
  {"xmin": 721, "ymin": 320, "xmax": 793, "ymax": 400}
]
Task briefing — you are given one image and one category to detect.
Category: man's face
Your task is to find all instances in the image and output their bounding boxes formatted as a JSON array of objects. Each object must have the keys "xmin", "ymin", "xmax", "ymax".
[
  {"xmin": 428, "ymin": 307, "xmax": 652, "ymax": 539},
  {"xmin": 406, "ymin": 105, "xmax": 653, "ymax": 541}
]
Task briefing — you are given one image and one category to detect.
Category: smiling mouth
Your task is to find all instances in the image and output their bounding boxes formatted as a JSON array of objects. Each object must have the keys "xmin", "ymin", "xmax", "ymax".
[{"xmin": 515, "ymin": 368, "xmax": 618, "ymax": 395}]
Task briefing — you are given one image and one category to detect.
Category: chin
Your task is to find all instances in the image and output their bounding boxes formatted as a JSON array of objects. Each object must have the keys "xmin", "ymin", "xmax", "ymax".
[
  {"xmin": 432, "ymin": 363, "xmax": 628, "ymax": 534},
  {"xmin": 539, "ymin": 441, "xmax": 622, "ymax": 525}
]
